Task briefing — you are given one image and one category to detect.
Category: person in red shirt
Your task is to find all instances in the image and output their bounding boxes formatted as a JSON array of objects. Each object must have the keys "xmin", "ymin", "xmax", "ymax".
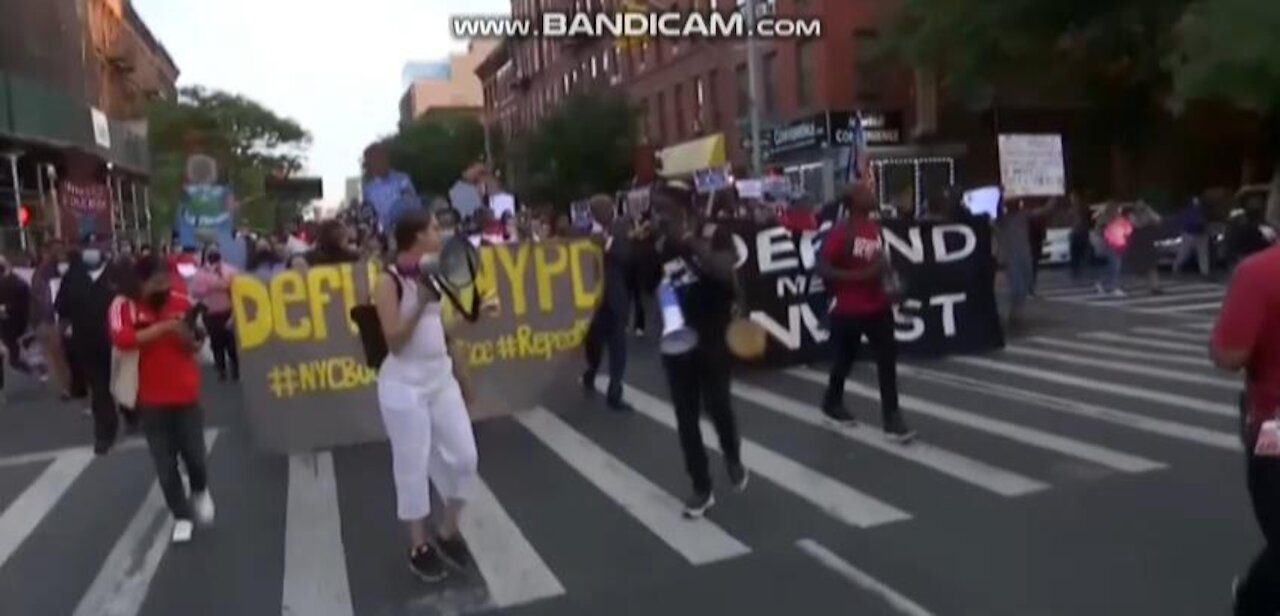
[
  {"xmin": 816, "ymin": 183, "xmax": 915, "ymax": 442},
  {"xmin": 1211, "ymin": 244, "xmax": 1280, "ymax": 614},
  {"xmin": 109, "ymin": 255, "xmax": 213, "ymax": 544}
]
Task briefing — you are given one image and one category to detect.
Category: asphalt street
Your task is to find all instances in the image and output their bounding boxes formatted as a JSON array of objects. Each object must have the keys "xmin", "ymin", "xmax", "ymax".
[{"xmin": 0, "ymin": 269, "xmax": 1256, "ymax": 616}]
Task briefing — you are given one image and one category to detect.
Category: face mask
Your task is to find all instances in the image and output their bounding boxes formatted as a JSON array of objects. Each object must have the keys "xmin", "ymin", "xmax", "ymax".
[
  {"xmin": 145, "ymin": 290, "xmax": 168, "ymax": 310},
  {"xmin": 440, "ymin": 228, "xmax": 456, "ymax": 241},
  {"xmin": 82, "ymin": 249, "xmax": 103, "ymax": 269},
  {"xmin": 207, "ymin": 253, "xmax": 222, "ymax": 265},
  {"xmin": 57, "ymin": 262, "xmax": 69, "ymax": 275}
]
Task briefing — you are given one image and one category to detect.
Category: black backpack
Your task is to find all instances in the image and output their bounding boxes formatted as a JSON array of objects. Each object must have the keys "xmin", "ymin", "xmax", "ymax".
[{"xmin": 350, "ymin": 266, "xmax": 402, "ymax": 369}]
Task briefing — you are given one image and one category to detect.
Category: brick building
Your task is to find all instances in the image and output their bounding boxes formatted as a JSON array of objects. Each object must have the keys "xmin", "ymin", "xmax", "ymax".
[{"xmin": 400, "ymin": 40, "xmax": 501, "ymax": 125}]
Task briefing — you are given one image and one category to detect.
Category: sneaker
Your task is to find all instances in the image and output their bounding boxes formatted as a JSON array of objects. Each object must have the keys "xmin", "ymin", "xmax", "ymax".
[
  {"xmin": 727, "ymin": 463, "xmax": 749, "ymax": 493},
  {"xmin": 436, "ymin": 533, "xmax": 471, "ymax": 571},
  {"xmin": 171, "ymin": 519, "xmax": 194, "ymax": 544},
  {"xmin": 1094, "ymin": 282, "xmax": 1106, "ymax": 295},
  {"xmin": 580, "ymin": 371, "xmax": 596, "ymax": 395},
  {"xmin": 633, "ymin": 328, "xmax": 645, "ymax": 337},
  {"xmin": 682, "ymin": 491, "xmax": 715, "ymax": 519},
  {"xmin": 884, "ymin": 417, "xmax": 917, "ymax": 444},
  {"xmin": 192, "ymin": 490, "xmax": 216, "ymax": 527},
  {"xmin": 822, "ymin": 406, "xmax": 857, "ymax": 426},
  {"xmin": 606, "ymin": 397, "xmax": 633, "ymax": 412},
  {"xmin": 408, "ymin": 544, "xmax": 449, "ymax": 583},
  {"xmin": 1110, "ymin": 288, "xmax": 1128, "ymax": 297},
  {"xmin": 93, "ymin": 440, "xmax": 113, "ymax": 456}
]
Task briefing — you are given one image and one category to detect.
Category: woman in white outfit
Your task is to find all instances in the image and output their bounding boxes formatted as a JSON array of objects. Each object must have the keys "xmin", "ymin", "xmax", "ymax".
[{"xmin": 375, "ymin": 209, "xmax": 479, "ymax": 583}]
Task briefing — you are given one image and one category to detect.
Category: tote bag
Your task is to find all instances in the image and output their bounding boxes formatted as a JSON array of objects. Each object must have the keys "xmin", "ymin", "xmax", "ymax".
[{"xmin": 109, "ymin": 297, "xmax": 140, "ymax": 408}]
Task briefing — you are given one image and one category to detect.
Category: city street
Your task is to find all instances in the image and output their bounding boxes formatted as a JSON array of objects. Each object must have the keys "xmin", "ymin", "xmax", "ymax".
[{"xmin": 0, "ymin": 270, "xmax": 1255, "ymax": 616}]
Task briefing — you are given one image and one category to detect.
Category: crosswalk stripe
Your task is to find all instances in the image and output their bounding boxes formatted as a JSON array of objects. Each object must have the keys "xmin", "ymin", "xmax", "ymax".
[
  {"xmin": 1086, "ymin": 290, "xmax": 1223, "ymax": 307},
  {"xmin": 729, "ymin": 381, "xmax": 1048, "ymax": 497},
  {"xmin": 1002, "ymin": 345, "xmax": 1239, "ymax": 390},
  {"xmin": 1139, "ymin": 301, "xmax": 1226, "ymax": 314},
  {"xmin": 897, "ymin": 365, "xmax": 1237, "ymax": 451},
  {"xmin": 1131, "ymin": 327, "xmax": 1209, "ymax": 343},
  {"xmin": 787, "ymin": 368, "xmax": 1164, "ymax": 473},
  {"xmin": 0, "ymin": 437, "xmax": 150, "ymax": 470},
  {"xmin": 0, "ymin": 450, "xmax": 93, "ymax": 570},
  {"xmin": 459, "ymin": 479, "xmax": 566, "ymax": 609},
  {"xmin": 621, "ymin": 381, "xmax": 911, "ymax": 529},
  {"xmin": 1183, "ymin": 321, "xmax": 1214, "ymax": 331},
  {"xmin": 282, "ymin": 452, "xmax": 354, "ymax": 616},
  {"xmin": 947, "ymin": 355, "xmax": 1237, "ymax": 417},
  {"xmin": 1026, "ymin": 337, "xmax": 1212, "ymax": 368},
  {"xmin": 1043, "ymin": 282, "xmax": 1220, "ymax": 302},
  {"xmin": 1081, "ymin": 331, "xmax": 1204, "ymax": 354},
  {"xmin": 796, "ymin": 539, "xmax": 935, "ymax": 616},
  {"xmin": 73, "ymin": 432, "xmax": 220, "ymax": 616},
  {"xmin": 515, "ymin": 408, "xmax": 750, "ymax": 565}
]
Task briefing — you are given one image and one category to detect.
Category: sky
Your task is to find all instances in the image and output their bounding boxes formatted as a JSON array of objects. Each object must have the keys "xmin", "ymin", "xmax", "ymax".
[{"xmin": 133, "ymin": 0, "xmax": 510, "ymax": 205}]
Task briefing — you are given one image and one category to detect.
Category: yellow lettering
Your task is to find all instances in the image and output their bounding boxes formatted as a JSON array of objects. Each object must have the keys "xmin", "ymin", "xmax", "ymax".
[
  {"xmin": 270, "ymin": 272, "xmax": 311, "ymax": 341},
  {"xmin": 230, "ymin": 275, "xmax": 272, "ymax": 351},
  {"xmin": 340, "ymin": 264, "xmax": 360, "ymax": 335},
  {"xmin": 569, "ymin": 240, "xmax": 604, "ymax": 311},
  {"xmin": 298, "ymin": 361, "xmax": 318, "ymax": 391},
  {"xmin": 534, "ymin": 243, "xmax": 568, "ymax": 313},
  {"xmin": 306, "ymin": 266, "xmax": 343, "ymax": 342},
  {"xmin": 494, "ymin": 243, "xmax": 530, "ymax": 317},
  {"xmin": 327, "ymin": 358, "xmax": 346, "ymax": 390}
]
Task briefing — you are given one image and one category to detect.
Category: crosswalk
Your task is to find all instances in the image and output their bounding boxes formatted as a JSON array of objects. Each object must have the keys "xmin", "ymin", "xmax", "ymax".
[
  {"xmin": 0, "ymin": 318, "xmax": 1243, "ymax": 615},
  {"xmin": 1033, "ymin": 271, "xmax": 1225, "ymax": 317}
]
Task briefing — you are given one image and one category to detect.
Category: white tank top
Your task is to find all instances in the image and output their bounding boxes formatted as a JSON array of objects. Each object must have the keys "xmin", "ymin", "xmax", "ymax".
[{"xmin": 378, "ymin": 273, "xmax": 454, "ymax": 391}]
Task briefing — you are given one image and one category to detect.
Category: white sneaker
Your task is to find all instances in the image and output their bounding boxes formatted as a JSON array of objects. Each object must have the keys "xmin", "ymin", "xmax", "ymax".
[
  {"xmin": 1094, "ymin": 282, "xmax": 1106, "ymax": 295},
  {"xmin": 191, "ymin": 491, "xmax": 215, "ymax": 527},
  {"xmin": 1110, "ymin": 288, "xmax": 1128, "ymax": 297},
  {"xmin": 171, "ymin": 519, "xmax": 194, "ymax": 544}
]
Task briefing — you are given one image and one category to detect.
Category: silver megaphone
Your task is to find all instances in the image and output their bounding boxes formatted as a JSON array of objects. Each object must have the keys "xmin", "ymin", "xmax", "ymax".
[
  {"xmin": 657, "ymin": 276, "xmax": 698, "ymax": 356},
  {"xmin": 418, "ymin": 235, "xmax": 483, "ymax": 322}
]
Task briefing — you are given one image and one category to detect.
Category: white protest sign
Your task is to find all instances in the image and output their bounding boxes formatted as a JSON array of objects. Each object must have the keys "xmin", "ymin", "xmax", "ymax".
[{"xmin": 998, "ymin": 134, "xmax": 1066, "ymax": 198}]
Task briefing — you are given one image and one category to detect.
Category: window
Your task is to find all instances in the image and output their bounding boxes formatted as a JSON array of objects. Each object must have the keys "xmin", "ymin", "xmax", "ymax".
[
  {"xmin": 674, "ymin": 84, "xmax": 686, "ymax": 138},
  {"xmin": 694, "ymin": 77, "xmax": 706, "ymax": 129},
  {"xmin": 796, "ymin": 40, "xmax": 816, "ymax": 109},
  {"xmin": 656, "ymin": 91, "xmax": 667, "ymax": 144},
  {"xmin": 762, "ymin": 51, "xmax": 777, "ymax": 116},
  {"xmin": 707, "ymin": 70, "xmax": 721, "ymax": 126},
  {"xmin": 638, "ymin": 99, "xmax": 650, "ymax": 142},
  {"xmin": 735, "ymin": 64, "xmax": 749, "ymax": 118},
  {"xmin": 854, "ymin": 29, "xmax": 883, "ymax": 102}
]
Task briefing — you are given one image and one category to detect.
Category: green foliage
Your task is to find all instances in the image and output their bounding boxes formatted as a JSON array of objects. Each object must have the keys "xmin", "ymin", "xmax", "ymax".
[
  {"xmin": 514, "ymin": 92, "xmax": 638, "ymax": 209},
  {"xmin": 147, "ymin": 86, "xmax": 311, "ymax": 236},
  {"xmin": 382, "ymin": 114, "xmax": 488, "ymax": 199},
  {"xmin": 1169, "ymin": 0, "xmax": 1280, "ymax": 115}
]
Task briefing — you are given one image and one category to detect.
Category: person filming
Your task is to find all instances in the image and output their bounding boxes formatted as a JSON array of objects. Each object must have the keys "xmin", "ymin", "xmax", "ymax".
[{"xmin": 374, "ymin": 209, "xmax": 478, "ymax": 583}]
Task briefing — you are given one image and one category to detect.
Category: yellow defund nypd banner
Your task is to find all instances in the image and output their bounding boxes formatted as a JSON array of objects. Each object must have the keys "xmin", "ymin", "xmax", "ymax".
[{"xmin": 230, "ymin": 239, "xmax": 604, "ymax": 454}]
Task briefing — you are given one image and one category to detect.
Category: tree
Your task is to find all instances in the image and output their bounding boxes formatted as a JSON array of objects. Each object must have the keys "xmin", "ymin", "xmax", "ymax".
[
  {"xmin": 147, "ymin": 86, "xmax": 312, "ymax": 235},
  {"xmin": 382, "ymin": 114, "xmax": 489, "ymax": 199},
  {"xmin": 1169, "ymin": 0, "xmax": 1280, "ymax": 225},
  {"xmin": 514, "ymin": 92, "xmax": 638, "ymax": 209}
]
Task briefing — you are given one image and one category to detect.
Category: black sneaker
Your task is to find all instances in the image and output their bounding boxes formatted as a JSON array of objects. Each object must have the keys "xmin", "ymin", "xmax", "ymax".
[
  {"xmin": 580, "ymin": 371, "xmax": 596, "ymax": 395},
  {"xmin": 682, "ymin": 491, "xmax": 715, "ymax": 519},
  {"xmin": 727, "ymin": 463, "xmax": 749, "ymax": 493},
  {"xmin": 435, "ymin": 533, "xmax": 471, "ymax": 571},
  {"xmin": 884, "ymin": 416, "xmax": 917, "ymax": 444},
  {"xmin": 822, "ymin": 406, "xmax": 857, "ymax": 426},
  {"xmin": 93, "ymin": 440, "xmax": 114, "ymax": 456},
  {"xmin": 408, "ymin": 544, "xmax": 448, "ymax": 583}
]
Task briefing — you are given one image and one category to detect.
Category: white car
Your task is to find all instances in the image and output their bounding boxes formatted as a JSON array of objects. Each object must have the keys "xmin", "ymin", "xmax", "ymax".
[{"xmin": 1041, "ymin": 227, "xmax": 1071, "ymax": 264}]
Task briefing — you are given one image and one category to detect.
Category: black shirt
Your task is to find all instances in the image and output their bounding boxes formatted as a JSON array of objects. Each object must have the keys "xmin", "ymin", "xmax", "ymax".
[
  {"xmin": 55, "ymin": 264, "xmax": 120, "ymax": 354},
  {"xmin": 599, "ymin": 217, "xmax": 634, "ymax": 315},
  {"xmin": 659, "ymin": 223, "xmax": 736, "ymax": 347}
]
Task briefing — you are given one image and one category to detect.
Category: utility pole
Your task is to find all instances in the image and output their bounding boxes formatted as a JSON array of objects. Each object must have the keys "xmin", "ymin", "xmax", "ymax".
[{"xmin": 744, "ymin": 0, "xmax": 763, "ymax": 176}]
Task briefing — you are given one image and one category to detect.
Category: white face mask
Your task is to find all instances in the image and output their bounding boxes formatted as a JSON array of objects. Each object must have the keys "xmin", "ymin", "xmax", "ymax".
[
  {"xmin": 57, "ymin": 262, "xmax": 69, "ymax": 276},
  {"xmin": 82, "ymin": 249, "xmax": 103, "ymax": 269}
]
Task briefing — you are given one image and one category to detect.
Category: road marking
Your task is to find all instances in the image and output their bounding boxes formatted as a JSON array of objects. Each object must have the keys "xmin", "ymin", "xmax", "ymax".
[
  {"xmin": 788, "ymin": 368, "xmax": 1163, "ymax": 473},
  {"xmin": 898, "ymin": 365, "xmax": 1237, "ymax": 451},
  {"xmin": 1131, "ymin": 327, "xmax": 1210, "ymax": 343},
  {"xmin": 282, "ymin": 452, "xmax": 353, "ymax": 616},
  {"xmin": 516, "ymin": 407, "xmax": 750, "ymax": 565},
  {"xmin": 620, "ymin": 381, "xmax": 910, "ymax": 529},
  {"xmin": 796, "ymin": 539, "xmax": 935, "ymax": 616},
  {"xmin": 1183, "ymin": 321, "xmax": 1214, "ymax": 331},
  {"xmin": 1026, "ymin": 337, "xmax": 1211, "ymax": 368},
  {"xmin": 1002, "ymin": 345, "xmax": 1239, "ymax": 391},
  {"xmin": 729, "ymin": 381, "xmax": 1047, "ymax": 497},
  {"xmin": 0, "ymin": 450, "xmax": 94, "ymax": 569},
  {"xmin": 1043, "ymin": 282, "xmax": 1220, "ymax": 302},
  {"xmin": 1087, "ymin": 290, "xmax": 1223, "ymax": 307},
  {"xmin": 73, "ymin": 432, "xmax": 220, "ymax": 616},
  {"xmin": 0, "ymin": 431, "xmax": 218, "ymax": 470},
  {"xmin": 948, "ymin": 355, "xmax": 1236, "ymax": 417},
  {"xmin": 1081, "ymin": 331, "xmax": 1204, "ymax": 354},
  {"xmin": 1139, "ymin": 301, "xmax": 1227, "ymax": 314},
  {"xmin": 460, "ymin": 479, "xmax": 566, "ymax": 609}
]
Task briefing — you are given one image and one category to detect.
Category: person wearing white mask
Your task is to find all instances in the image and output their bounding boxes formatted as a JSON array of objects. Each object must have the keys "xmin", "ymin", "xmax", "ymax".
[{"xmin": 56, "ymin": 236, "xmax": 135, "ymax": 453}]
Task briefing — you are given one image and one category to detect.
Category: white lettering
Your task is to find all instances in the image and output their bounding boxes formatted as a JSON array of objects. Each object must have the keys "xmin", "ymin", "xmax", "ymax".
[
  {"xmin": 624, "ymin": 12, "xmax": 648, "ymax": 36},
  {"xmin": 775, "ymin": 274, "xmax": 819, "ymax": 297},
  {"xmin": 757, "ymin": 227, "xmax": 798, "ymax": 274},
  {"xmin": 931, "ymin": 293, "xmax": 967, "ymax": 337},
  {"xmin": 543, "ymin": 13, "xmax": 567, "ymax": 36},
  {"xmin": 893, "ymin": 300, "xmax": 926, "ymax": 342},
  {"xmin": 752, "ymin": 304, "xmax": 827, "ymax": 350},
  {"xmin": 568, "ymin": 12, "xmax": 595, "ymax": 35},
  {"xmin": 731, "ymin": 233, "xmax": 749, "ymax": 269},
  {"xmin": 932, "ymin": 225, "xmax": 977, "ymax": 264},
  {"xmin": 881, "ymin": 227, "xmax": 925, "ymax": 264}
]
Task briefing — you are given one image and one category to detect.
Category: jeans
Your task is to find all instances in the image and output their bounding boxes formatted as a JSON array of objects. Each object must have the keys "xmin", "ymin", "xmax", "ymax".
[
  {"xmin": 139, "ymin": 405, "xmax": 209, "ymax": 520},
  {"xmin": 1005, "ymin": 257, "xmax": 1034, "ymax": 319},
  {"xmin": 1095, "ymin": 246, "xmax": 1123, "ymax": 292},
  {"xmin": 584, "ymin": 303, "xmax": 628, "ymax": 401},
  {"xmin": 662, "ymin": 342, "xmax": 741, "ymax": 496},
  {"xmin": 1068, "ymin": 229, "xmax": 1092, "ymax": 279},
  {"xmin": 823, "ymin": 310, "xmax": 901, "ymax": 421},
  {"xmin": 204, "ymin": 311, "xmax": 239, "ymax": 379}
]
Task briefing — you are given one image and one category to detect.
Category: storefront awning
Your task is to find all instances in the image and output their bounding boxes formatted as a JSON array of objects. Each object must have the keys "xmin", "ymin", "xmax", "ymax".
[{"xmin": 657, "ymin": 134, "xmax": 726, "ymax": 178}]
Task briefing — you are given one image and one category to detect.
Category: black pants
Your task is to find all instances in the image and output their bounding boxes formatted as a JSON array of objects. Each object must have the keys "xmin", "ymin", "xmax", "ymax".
[
  {"xmin": 627, "ymin": 269, "xmax": 647, "ymax": 332},
  {"xmin": 1069, "ymin": 229, "xmax": 1092, "ymax": 279},
  {"xmin": 663, "ymin": 343, "xmax": 741, "ymax": 495},
  {"xmin": 204, "ymin": 311, "xmax": 239, "ymax": 379},
  {"xmin": 139, "ymin": 405, "xmax": 209, "ymax": 520},
  {"xmin": 64, "ymin": 333, "xmax": 86, "ymax": 399},
  {"xmin": 79, "ymin": 342, "xmax": 121, "ymax": 446},
  {"xmin": 823, "ymin": 311, "xmax": 900, "ymax": 420},
  {"xmin": 584, "ymin": 304, "xmax": 627, "ymax": 401}
]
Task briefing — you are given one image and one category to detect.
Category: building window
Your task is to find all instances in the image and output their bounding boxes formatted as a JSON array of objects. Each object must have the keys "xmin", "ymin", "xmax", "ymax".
[
  {"xmin": 694, "ymin": 77, "xmax": 706, "ymax": 130},
  {"xmin": 762, "ymin": 51, "xmax": 777, "ymax": 116},
  {"xmin": 674, "ymin": 83, "xmax": 686, "ymax": 139},
  {"xmin": 796, "ymin": 40, "xmax": 815, "ymax": 109},
  {"xmin": 708, "ymin": 69, "xmax": 721, "ymax": 127},
  {"xmin": 854, "ymin": 29, "xmax": 883, "ymax": 103},
  {"xmin": 638, "ymin": 99, "xmax": 650, "ymax": 142},
  {"xmin": 656, "ymin": 91, "xmax": 667, "ymax": 144},
  {"xmin": 735, "ymin": 64, "xmax": 749, "ymax": 118}
]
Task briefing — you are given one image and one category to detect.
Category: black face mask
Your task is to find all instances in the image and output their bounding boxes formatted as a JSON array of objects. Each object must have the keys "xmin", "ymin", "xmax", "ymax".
[
  {"xmin": 207, "ymin": 253, "xmax": 222, "ymax": 265},
  {"xmin": 145, "ymin": 291, "xmax": 168, "ymax": 310}
]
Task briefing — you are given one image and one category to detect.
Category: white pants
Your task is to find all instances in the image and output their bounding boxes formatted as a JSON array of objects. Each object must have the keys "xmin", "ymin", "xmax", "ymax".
[{"xmin": 377, "ymin": 375, "xmax": 478, "ymax": 521}]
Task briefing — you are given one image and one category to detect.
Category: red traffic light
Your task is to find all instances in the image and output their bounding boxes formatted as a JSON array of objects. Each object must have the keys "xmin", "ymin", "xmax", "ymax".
[{"xmin": 17, "ymin": 205, "xmax": 30, "ymax": 228}]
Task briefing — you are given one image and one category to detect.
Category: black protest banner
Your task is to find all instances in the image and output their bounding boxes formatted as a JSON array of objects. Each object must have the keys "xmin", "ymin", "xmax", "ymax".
[{"xmin": 722, "ymin": 220, "xmax": 1004, "ymax": 366}]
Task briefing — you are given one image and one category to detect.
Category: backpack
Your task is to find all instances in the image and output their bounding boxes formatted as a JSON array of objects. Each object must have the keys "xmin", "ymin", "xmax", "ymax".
[{"xmin": 350, "ymin": 266, "xmax": 402, "ymax": 369}]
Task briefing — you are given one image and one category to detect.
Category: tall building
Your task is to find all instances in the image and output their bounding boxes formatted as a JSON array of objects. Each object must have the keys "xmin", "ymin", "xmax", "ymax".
[{"xmin": 400, "ymin": 40, "xmax": 502, "ymax": 125}]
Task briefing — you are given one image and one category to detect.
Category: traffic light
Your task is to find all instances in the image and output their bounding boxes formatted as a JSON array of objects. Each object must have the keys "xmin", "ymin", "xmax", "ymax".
[{"xmin": 17, "ymin": 205, "xmax": 30, "ymax": 229}]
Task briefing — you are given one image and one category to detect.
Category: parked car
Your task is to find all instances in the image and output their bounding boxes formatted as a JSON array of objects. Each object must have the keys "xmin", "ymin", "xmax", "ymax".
[{"xmin": 1040, "ymin": 228, "xmax": 1071, "ymax": 264}]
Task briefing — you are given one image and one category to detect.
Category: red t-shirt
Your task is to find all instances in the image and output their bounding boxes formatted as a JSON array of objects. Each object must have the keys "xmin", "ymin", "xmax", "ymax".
[
  {"xmin": 777, "ymin": 208, "xmax": 818, "ymax": 233},
  {"xmin": 1212, "ymin": 246, "xmax": 1280, "ymax": 426},
  {"xmin": 108, "ymin": 291, "xmax": 201, "ymax": 407},
  {"xmin": 821, "ymin": 218, "xmax": 890, "ymax": 317}
]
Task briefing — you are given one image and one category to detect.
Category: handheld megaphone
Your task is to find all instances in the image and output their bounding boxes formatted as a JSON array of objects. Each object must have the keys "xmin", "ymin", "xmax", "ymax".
[
  {"xmin": 657, "ymin": 278, "xmax": 698, "ymax": 356},
  {"xmin": 419, "ymin": 235, "xmax": 484, "ymax": 322}
]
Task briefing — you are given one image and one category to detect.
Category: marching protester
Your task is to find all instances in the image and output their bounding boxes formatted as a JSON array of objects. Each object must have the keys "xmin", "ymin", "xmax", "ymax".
[
  {"xmin": 1067, "ymin": 192, "xmax": 1094, "ymax": 280},
  {"xmin": 57, "ymin": 236, "xmax": 136, "ymax": 452},
  {"xmin": 652, "ymin": 185, "xmax": 747, "ymax": 518},
  {"xmin": 109, "ymin": 255, "xmax": 214, "ymax": 544},
  {"xmin": 1125, "ymin": 201, "xmax": 1165, "ymax": 295},
  {"xmin": 0, "ymin": 256, "xmax": 33, "ymax": 380},
  {"xmin": 308, "ymin": 219, "xmax": 361, "ymax": 265},
  {"xmin": 30, "ymin": 241, "xmax": 71, "ymax": 393},
  {"xmin": 1209, "ymin": 242, "xmax": 1280, "ymax": 615},
  {"xmin": 1093, "ymin": 201, "xmax": 1129, "ymax": 296},
  {"xmin": 191, "ymin": 245, "xmax": 240, "ymax": 382},
  {"xmin": 581, "ymin": 194, "xmax": 634, "ymax": 411},
  {"xmin": 816, "ymin": 183, "xmax": 915, "ymax": 442},
  {"xmin": 1174, "ymin": 196, "xmax": 1212, "ymax": 278},
  {"xmin": 362, "ymin": 142, "xmax": 420, "ymax": 236},
  {"xmin": 374, "ymin": 209, "xmax": 478, "ymax": 582}
]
